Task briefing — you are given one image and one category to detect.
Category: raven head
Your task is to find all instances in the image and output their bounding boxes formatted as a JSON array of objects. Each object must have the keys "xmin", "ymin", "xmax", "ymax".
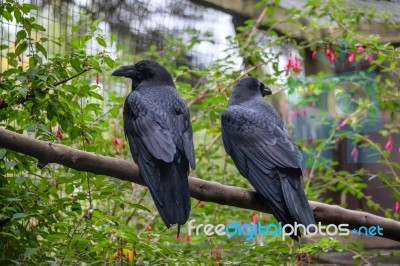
[
  {"xmin": 259, "ymin": 82, "xmax": 272, "ymax": 97},
  {"xmin": 229, "ymin": 77, "xmax": 272, "ymax": 105},
  {"xmin": 112, "ymin": 60, "xmax": 174, "ymax": 89}
]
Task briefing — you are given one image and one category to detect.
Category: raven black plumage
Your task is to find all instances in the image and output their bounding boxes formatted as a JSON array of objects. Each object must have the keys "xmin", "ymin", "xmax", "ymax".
[
  {"xmin": 112, "ymin": 60, "xmax": 195, "ymax": 233},
  {"xmin": 221, "ymin": 77, "xmax": 315, "ymax": 240}
]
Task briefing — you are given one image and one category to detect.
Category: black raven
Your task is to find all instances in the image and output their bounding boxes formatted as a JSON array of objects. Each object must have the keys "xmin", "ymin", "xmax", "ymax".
[
  {"xmin": 221, "ymin": 77, "xmax": 315, "ymax": 240},
  {"xmin": 112, "ymin": 60, "xmax": 195, "ymax": 234}
]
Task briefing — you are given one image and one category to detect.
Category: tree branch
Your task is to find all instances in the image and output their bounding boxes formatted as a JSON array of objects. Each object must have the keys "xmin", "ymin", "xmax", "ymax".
[{"xmin": 0, "ymin": 127, "xmax": 400, "ymax": 242}]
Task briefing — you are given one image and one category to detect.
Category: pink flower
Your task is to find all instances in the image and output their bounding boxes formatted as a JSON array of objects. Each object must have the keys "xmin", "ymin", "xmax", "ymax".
[
  {"xmin": 394, "ymin": 200, "xmax": 400, "ymax": 213},
  {"xmin": 113, "ymin": 136, "xmax": 121, "ymax": 148},
  {"xmin": 176, "ymin": 235, "xmax": 182, "ymax": 242},
  {"xmin": 351, "ymin": 145, "xmax": 358, "ymax": 162},
  {"xmin": 357, "ymin": 45, "xmax": 364, "ymax": 55},
  {"xmin": 116, "ymin": 249, "xmax": 122, "ymax": 258},
  {"xmin": 312, "ymin": 50, "xmax": 317, "ymax": 60},
  {"xmin": 364, "ymin": 54, "xmax": 373, "ymax": 62},
  {"xmin": 385, "ymin": 136, "xmax": 393, "ymax": 153},
  {"xmin": 285, "ymin": 52, "xmax": 302, "ymax": 74},
  {"xmin": 325, "ymin": 45, "xmax": 336, "ymax": 63},
  {"xmin": 337, "ymin": 120, "xmax": 347, "ymax": 129},
  {"xmin": 292, "ymin": 58, "xmax": 302, "ymax": 73},
  {"xmin": 56, "ymin": 127, "xmax": 63, "ymax": 140},
  {"xmin": 185, "ymin": 234, "xmax": 191, "ymax": 242},
  {"xmin": 347, "ymin": 53, "xmax": 355, "ymax": 63},
  {"xmin": 285, "ymin": 53, "xmax": 294, "ymax": 74},
  {"xmin": 252, "ymin": 212, "xmax": 257, "ymax": 224},
  {"xmin": 197, "ymin": 90, "xmax": 207, "ymax": 103}
]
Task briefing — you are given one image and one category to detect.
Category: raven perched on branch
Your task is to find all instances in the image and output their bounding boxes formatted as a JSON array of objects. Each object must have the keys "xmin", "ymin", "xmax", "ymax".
[
  {"xmin": 112, "ymin": 60, "xmax": 195, "ymax": 234},
  {"xmin": 221, "ymin": 77, "xmax": 315, "ymax": 240}
]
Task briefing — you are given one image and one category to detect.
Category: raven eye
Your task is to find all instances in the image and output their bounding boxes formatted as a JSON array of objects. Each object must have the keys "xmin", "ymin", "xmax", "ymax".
[{"xmin": 137, "ymin": 64, "xmax": 145, "ymax": 71}]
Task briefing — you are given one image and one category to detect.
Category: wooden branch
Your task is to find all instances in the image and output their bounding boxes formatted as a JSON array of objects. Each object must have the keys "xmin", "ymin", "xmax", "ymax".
[{"xmin": 0, "ymin": 127, "xmax": 400, "ymax": 242}]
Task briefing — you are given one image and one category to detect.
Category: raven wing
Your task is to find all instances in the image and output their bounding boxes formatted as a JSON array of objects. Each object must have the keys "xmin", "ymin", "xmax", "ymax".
[
  {"xmin": 221, "ymin": 105, "xmax": 314, "ymax": 228},
  {"xmin": 123, "ymin": 89, "xmax": 193, "ymax": 227},
  {"xmin": 124, "ymin": 90, "xmax": 175, "ymax": 205}
]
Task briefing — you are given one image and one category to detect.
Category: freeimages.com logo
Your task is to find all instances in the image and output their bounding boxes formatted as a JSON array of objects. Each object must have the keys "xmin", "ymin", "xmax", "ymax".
[{"xmin": 187, "ymin": 219, "xmax": 383, "ymax": 240}]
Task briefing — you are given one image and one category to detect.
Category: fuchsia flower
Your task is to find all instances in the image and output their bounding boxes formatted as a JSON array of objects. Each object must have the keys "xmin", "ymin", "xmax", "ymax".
[
  {"xmin": 185, "ymin": 234, "xmax": 191, "ymax": 243},
  {"xmin": 337, "ymin": 120, "xmax": 347, "ymax": 130},
  {"xmin": 385, "ymin": 136, "xmax": 393, "ymax": 153},
  {"xmin": 394, "ymin": 200, "xmax": 400, "ymax": 213},
  {"xmin": 325, "ymin": 45, "xmax": 336, "ymax": 63},
  {"xmin": 351, "ymin": 145, "xmax": 359, "ymax": 162},
  {"xmin": 292, "ymin": 59, "xmax": 302, "ymax": 73},
  {"xmin": 312, "ymin": 50, "xmax": 318, "ymax": 60},
  {"xmin": 364, "ymin": 54, "xmax": 373, "ymax": 62},
  {"xmin": 347, "ymin": 53, "xmax": 355, "ymax": 63},
  {"xmin": 285, "ymin": 53, "xmax": 294, "ymax": 74},
  {"xmin": 176, "ymin": 235, "xmax": 182, "ymax": 242},
  {"xmin": 116, "ymin": 250, "xmax": 122, "ymax": 258},
  {"xmin": 96, "ymin": 75, "xmax": 100, "ymax": 84},
  {"xmin": 357, "ymin": 45, "xmax": 364, "ymax": 55},
  {"xmin": 113, "ymin": 136, "xmax": 121, "ymax": 148},
  {"xmin": 285, "ymin": 52, "xmax": 302, "ymax": 74},
  {"xmin": 252, "ymin": 212, "xmax": 257, "ymax": 224},
  {"xmin": 56, "ymin": 127, "xmax": 63, "ymax": 140}
]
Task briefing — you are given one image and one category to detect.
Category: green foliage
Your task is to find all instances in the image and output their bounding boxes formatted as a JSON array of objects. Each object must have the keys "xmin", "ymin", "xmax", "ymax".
[{"xmin": 1, "ymin": 0, "xmax": 400, "ymax": 265}]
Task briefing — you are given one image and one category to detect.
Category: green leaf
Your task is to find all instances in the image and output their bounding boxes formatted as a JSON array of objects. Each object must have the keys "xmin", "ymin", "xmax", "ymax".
[
  {"xmin": 71, "ymin": 25, "xmax": 80, "ymax": 32},
  {"xmin": 21, "ymin": 4, "xmax": 38, "ymax": 13},
  {"xmin": 16, "ymin": 30, "xmax": 27, "ymax": 45},
  {"xmin": 90, "ymin": 58, "xmax": 102, "ymax": 72},
  {"xmin": 6, "ymin": 198, "xmax": 20, "ymax": 202},
  {"xmin": 12, "ymin": 213, "xmax": 28, "ymax": 220},
  {"xmin": 19, "ymin": 87, "xmax": 28, "ymax": 98},
  {"xmin": 14, "ymin": 8, "xmax": 22, "ymax": 22},
  {"xmin": 70, "ymin": 58, "xmax": 82, "ymax": 72},
  {"xmin": 2, "ymin": 10, "xmax": 13, "ymax": 21},
  {"xmin": 70, "ymin": 36, "xmax": 80, "ymax": 49},
  {"xmin": 90, "ymin": 25, "xmax": 97, "ymax": 31},
  {"xmin": 0, "ymin": 44, "xmax": 8, "ymax": 50},
  {"xmin": 103, "ymin": 56, "xmax": 115, "ymax": 68},
  {"xmin": 24, "ymin": 248, "xmax": 38, "ymax": 258},
  {"xmin": 88, "ymin": 91, "xmax": 103, "ymax": 100},
  {"xmin": 0, "ymin": 149, "xmax": 6, "ymax": 159},
  {"xmin": 65, "ymin": 184, "xmax": 74, "ymax": 194},
  {"xmin": 95, "ymin": 36, "xmax": 107, "ymax": 47},
  {"xmin": 15, "ymin": 41, "xmax": 28, "ymax": 56},
  {"xmin": 5, "ymin": 160, "xmax": 17, "ymax": 170},
  {"xmin": 32, "ymin": 23, "xmax": 46, "ymax": 32},
  {"xmin": 35, "ymin": 42, "xmax": 47, "ymax": 58}
]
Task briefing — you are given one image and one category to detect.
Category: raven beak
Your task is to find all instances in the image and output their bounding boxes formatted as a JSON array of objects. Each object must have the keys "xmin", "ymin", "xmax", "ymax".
[
  {"xmin": 261, "ymin": 84, "xmax": 272, "ymax": 96},
  {"xmin": 112, "ymin": 66, "xmax": 135, "ymax": 77}
]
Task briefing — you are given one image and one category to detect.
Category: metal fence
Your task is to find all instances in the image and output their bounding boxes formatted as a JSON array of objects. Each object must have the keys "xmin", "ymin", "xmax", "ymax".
[{"xmin": 0, "ymin": 0, "xmax": 234, "ymax": 72}]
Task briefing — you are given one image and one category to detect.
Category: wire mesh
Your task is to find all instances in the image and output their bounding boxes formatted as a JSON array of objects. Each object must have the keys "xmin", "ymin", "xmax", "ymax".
[{"xmin": 0, "ymin": 0, "xmax": 234, "ymax": 72}]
